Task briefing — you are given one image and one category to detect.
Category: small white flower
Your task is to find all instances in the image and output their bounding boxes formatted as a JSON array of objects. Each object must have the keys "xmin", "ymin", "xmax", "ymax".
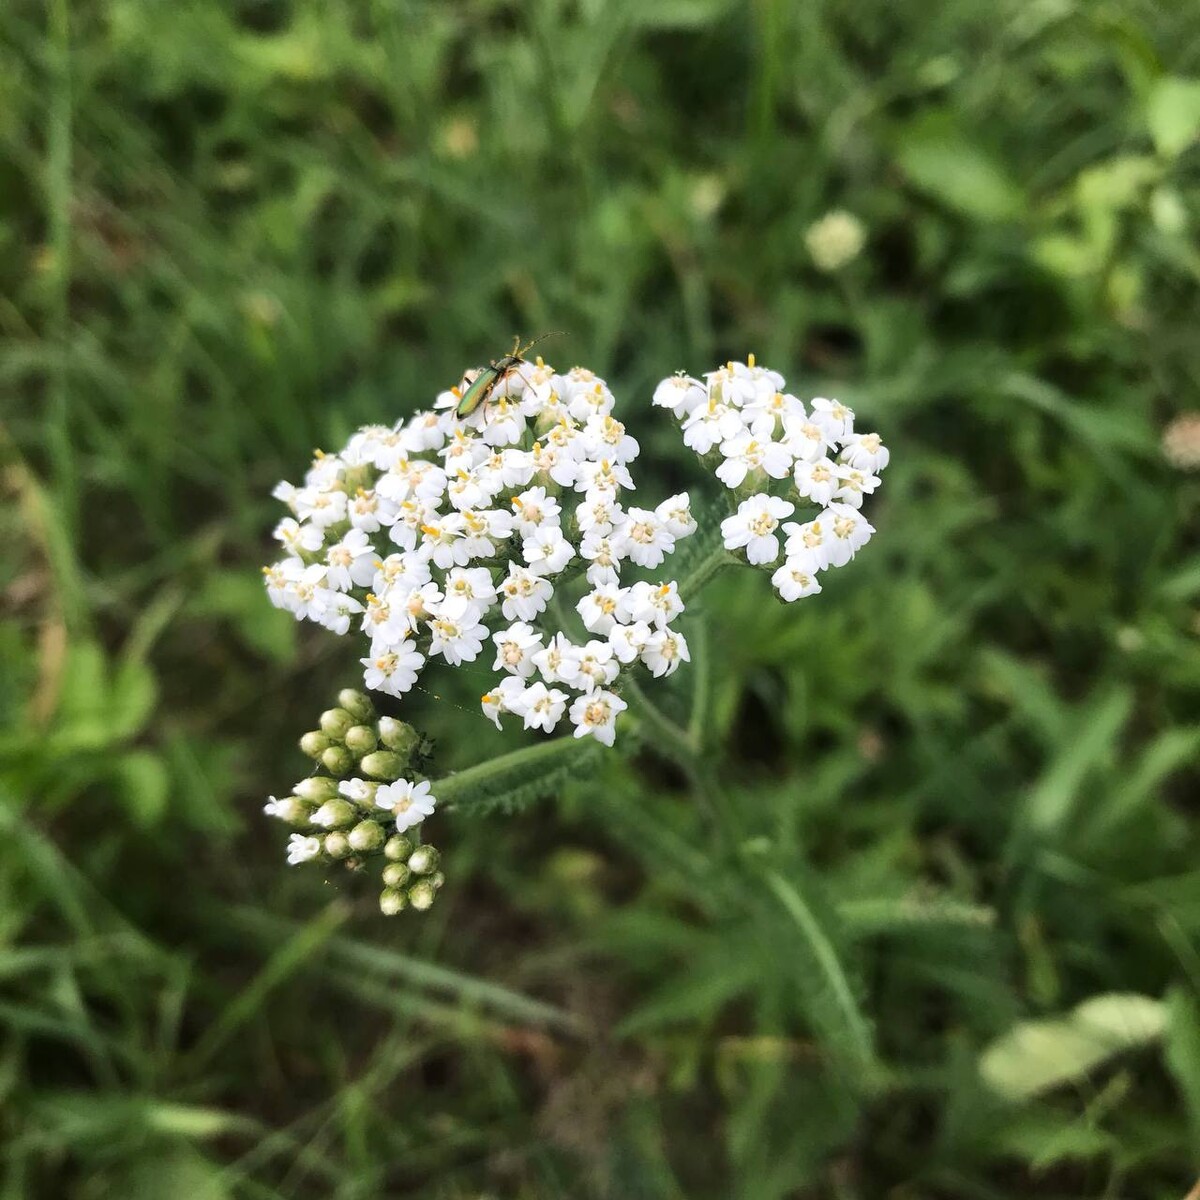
[
  {"xmin": 376, "ymin": 779, "xmax": 436, "ymax": 832},
  {"xmin": 841, "ymin": 431, "xmax": 890, "ymax": 473},
  {"xmin": 655, "ymin": 492, "xmax": 697, "ymax": 538},
  {"xmin": 772, "ymin": 560, "xmax": 823, "ymax": 601},
  {"xmin": 325, "ymin": 527, "xmax": 378, "ymax": 591},
  {"xmin": 481, "ymin": 676, "xmax": 528, "ymax": 729},
  {"xmin": 274, "ymin": 516, "xmax": 325, "ymax": 555},
  {"xmin": 577, "ymin": 584, "xmax": 630, "ymax": 635},
  {"xmin": 576, "ymin": 640, "xmax": 619, "ymax": 692},
  {"xmin": 443, "ymin": 565, "xmax": 497, "ymax": 612},
  {"xmin": 518, "ymin": 682, "xmax": 569, "ymax": 733},
  {"xmin": 793, "ymin": 457, "xmax": 840, "ymax": 507},
  {"xmin": 832, "ymin": 464, "xmax": 880, "ymax": 508},
  {"xmin": 569, "ymin": 690, "xmax": 627, "ymax": 747},
  {"xmin": 618, "ymin": 508, "xmax": 675, "ymax": 569},
  {"xmin": 532, "ymin": 632, "xmax": 582, "ymax": 685},
  {"xmin": 523, "ymin": 525, "xmax": 574, "ymax": 574},
  {"xmin": 608, "ymin": 620, "xmax": 653, "ymax": 664},
  {"xmin": 492, "ymin": 622, "xmax": 543, "ymax": 678},
  {"xmin": 721, "ymin": 494, "xmax": 794, "ymax": 565},
  {"xmin": 338, "ymin": 778, "xmax": 376, "ymax": 804},
  {"xmin": 428, "ymin": 598, "xmax": 487, "ymax": 666},
  {"xmin": 263, "ymin": 795, "xmax": 292, "ymax": 820},
  {"xmin": 682, "ymin": 399, "xmax": 742, "ymax": 455},
  {"xmin": 714, "ymin": 433, "xmax": 793, "ymax": 489},
  {"xmin": 808, "ymin": 397, "xmax": 855, "ymax": 442},
  {"xmin": 781, "ymin": 519, "xmax": 831, "ymax": 573},
  {"xmin": 626, "ymin": 580, "xmax": 684, "ymax": 628},
  {"xmin": 360, "ymin": 641, "xmax": 425, "ymax": 697},
  {"xmin": 653, "ymin": 373, "xmax": 707, "ymax": 419},
  {"xmin": 821, "ymin": 503, "xmax": 875, "ymax": 567},
  {"xmin": 500, "ymin": 565, "xmax": 554, "ymax": 622},
  {"xmin": 286, "ymin": 834, "xmax": 322, "ymax": 865},
  {"xmin": 510, "ymin": 486, "xmax": 561, "ymax": 538},
  {"xmin": 642, "ymin": 628, "xmax": 690, "ymax": 677}
]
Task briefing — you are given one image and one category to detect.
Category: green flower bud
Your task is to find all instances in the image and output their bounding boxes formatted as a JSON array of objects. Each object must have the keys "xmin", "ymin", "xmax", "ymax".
[
  {"xmin": 348, "ymin": 820, "xmax": 385, "ymax": 853},
  {"xmin": 270, "ymin": 796, "xmax": 310, "ymax": 824},
  {"xmin": 377, "ymin": 717, "xmax": 420, "ymax": 757},
  {"xmin": 380, "ymin": 887, "xmax": 408, "ymax": 916},
  {"xmin": 312, "ymin": 799, "xmax": 356, "ymax": 829},
  {"xmin": 299, "ymin": 731, "xmax": 331, "ymax": 759},
  {"xmin": 382, "ymin": 861, "xmax": 411, "ymax": 889},
  {"xmin": 361, "ymin": 751, "xmax": 406, "ymax": 781},
  {"xmin": 408, "ymin": 880, "xmax": 438, "ymax": 911},
  {"xmin": 324, "ymin": 831, "xmax": 351, "ymax": 858},
  {"xmin": 344, "ymin": 725, "xmax": 378, "ymax": 755},
  {"xmin": 337, "ymin": 689, "xmax": 376, "ymax": 724},
  {"xmin": 429, "ymin": 871, "xmax": 445, "ymax": 891},
  {"xmin": 321, "ymin": 745, "xmax": 355, "ymax": 776},
  {"xmin": 319, "ymin": 707, "xmax": 355, "ymax": 740},
  {"xmin": 294, "ymin": 776, "xmax": 340, "ymax": 803},
  {"xmin": 384, "ymin": 835, "xmax": 414, "ymax": 861},
  {"xmin": 407, "ymin": 845, "xmax": 440, "ymax": 876}
]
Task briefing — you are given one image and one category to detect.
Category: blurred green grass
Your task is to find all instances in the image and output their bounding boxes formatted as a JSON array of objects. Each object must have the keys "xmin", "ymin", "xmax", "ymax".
[{"xmin": 3, "ymin": 0, "xmax": 1200, "ymax": 1196}]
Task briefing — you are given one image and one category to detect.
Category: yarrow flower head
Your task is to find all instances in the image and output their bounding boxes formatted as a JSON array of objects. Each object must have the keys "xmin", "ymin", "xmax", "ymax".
[{"xmin": 263, "ymin": 343, "xmax": 887, "ymax": 916}]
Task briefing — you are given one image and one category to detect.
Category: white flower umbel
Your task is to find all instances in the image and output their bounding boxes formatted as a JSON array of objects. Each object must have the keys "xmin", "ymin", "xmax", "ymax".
[
  {"xmin": 266, "ymin": 352, "xmax": 700, "ymax": 754},
  {"xmin": 655, "ymin": 356, "xmax": 887, "ymax": 602},
  {"xmin": 569, "ymin": 690, "xmax": 627, "ymax": 747}
]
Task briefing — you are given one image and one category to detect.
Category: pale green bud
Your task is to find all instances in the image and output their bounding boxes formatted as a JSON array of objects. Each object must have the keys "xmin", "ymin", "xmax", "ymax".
[
  {"xmin": 324, "ymin": 831, "xmax": 351, "ymax": 858},
  {"xmin": 299, "ymin": 731, "xmax": 331, "ymax": 759},
  {"xmin": 407, "ymin": 845, "xmax": 440, "ymax": 876},
  {"xmin": 344, "ymin": 725, "xmax": 378, "ymax": 755},
  {"xmin": 312, "ymin": 799, "xmax": 356, "ymax": 829},
  {"xmin": 382, "ymin": 862, "xmax": 411, "ymax": 889},
  {"xmin": 408, "ymin": 880, "xmax": 438, "ymax": 911},
  {"xmin": 361, "ymin": 751, "xmax": 405, "ymax": 781},
  {"xmin": 384, "ymin": 835, "xmax": 414, "ymax": 861},
  {"xmin": 319, "ymin": 707, "xmax": 355, "ymax": 740},
  {"xmin": 274, "ymin": 796, "xmax": 310, "ymax": 824},
  {"xmin": 380, "ymin": 887, "xmax": 408, "ymax": 916},
  {"xmin": 321, "ymin": 746, "xmax": 355, "ymax": 776},
  {"xmin": 377, "ymin": 717, "xmax": 420, "ymax": 756},
  {"xmin": 337, "ymin": 689, "xmax": 376, "ymax": 724},
  {"xmin": 429, "ymin": 871, "xmax": 445, "ymax": 891},
  {"xmin": 294, "ymin": 776, "xmax": 340, "ymax": 803},
  {"xmin": 348, "ymin": 820, "xmax": 385, "ymax": 852}
]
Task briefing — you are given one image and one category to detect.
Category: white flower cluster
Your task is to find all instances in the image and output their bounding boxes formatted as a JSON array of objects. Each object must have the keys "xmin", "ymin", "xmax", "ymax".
[
  {"xmin": 264, "ymin": 359, "xmax": 697, "ymax": 747},
  {"xmin": 652, "ymin": 357, "xmax": 889, "ymax": 602}
]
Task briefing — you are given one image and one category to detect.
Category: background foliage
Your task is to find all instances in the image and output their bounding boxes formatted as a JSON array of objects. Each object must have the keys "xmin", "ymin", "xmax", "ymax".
[{"xmin": 3, "ymin": 0, "xmax": 1200, "ymax": 1195}]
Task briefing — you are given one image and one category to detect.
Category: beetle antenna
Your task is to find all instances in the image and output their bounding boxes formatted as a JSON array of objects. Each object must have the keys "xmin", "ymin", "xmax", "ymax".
[{"xmin": 517, "ymin": 331, "xmax": 568, "ymax": 358}]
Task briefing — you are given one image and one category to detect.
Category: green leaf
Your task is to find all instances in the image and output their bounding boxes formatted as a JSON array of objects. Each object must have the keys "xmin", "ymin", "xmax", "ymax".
[
  {"xmin": 760, "ymin": 869, "xmax": 874, "ymax": 1075},
  {"xmin": 896, "ymin": 115, "xmax": 1023, "ymax": 222},
  {"xmin": 980, "ymin": 993, "xmax": 1165, "ymax": 1100},
  {"xmin": 1146, "ymin": 76, "xmax": 1200, "ymax": 157},
  {"xmin": 111, "ymin": 750, "xmax": 169, "ymax": 828},
  {"xmin": 1164, "ymin": 988, "xmax": 1200, "ymax": 1152}
]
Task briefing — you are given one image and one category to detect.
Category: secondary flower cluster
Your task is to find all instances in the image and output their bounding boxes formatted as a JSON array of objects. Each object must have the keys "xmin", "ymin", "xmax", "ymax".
[
  {"xmin": 264, "ymin": 358, "xmax": 696, "ymax": 748},
  {"xmin": 263, "ymin": 688, "xmax": 446, "ymax": 913},
  {"xmin": 652, "ymin": 358, "xmax": 889, "ymax": 601}
]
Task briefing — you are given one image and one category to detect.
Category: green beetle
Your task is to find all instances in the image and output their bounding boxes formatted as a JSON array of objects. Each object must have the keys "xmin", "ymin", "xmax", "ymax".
[{"xmin": 455, "ymin": 332, "xmax": 563, "ymax": 420}]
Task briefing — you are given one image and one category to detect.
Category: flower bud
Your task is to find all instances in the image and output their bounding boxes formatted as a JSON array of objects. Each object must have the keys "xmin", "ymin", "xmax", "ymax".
[
  {"xmin": 299, "ymin": 731, "xmax": 330, "ymax": 759},
  {"xmin": 380, "ymin": 887, "xmax": 408, "ymax": 916},
  {"xmin": 408, "ymin": 880, "xmax": 438, "ymax": 911},
  {"xmin": 319, "ymin": 707, "xmax": 355, "ymax": 740},
  {"xmin": 382, "ymin": 862, "xmax": 411, "ymax": 889},
  {"xmin": 321, "ymin": 745, "xmax": 355, "ymax": 776},
  {"xmin": 344, "ymin": 725, "xmax": 378, "ymax": 755},
  {"xmin": 348, "ymin": 820, "xmax": 385, "ymax": 853},
  {"xmin": 360, "ymin": 751, "xmax": 406, "ymax": 781},
  {"xmin": 407, "ymin": 845, "xmax": 440, "ymax": 876},
  {"xmin": 294, "ymin": 776, "xmax": 340, "ymax": 803},
  {"xmin": 323, "ymin": 831, "xmax": 352, "ymax": 859},
  {"xmin": 268, "ymin": 796, "xmax": 310, "ymax": 824},
  {"xmin": 337, "ymin": 689, "xmax": 376, "ymax": 724},
  {"xmin": 384, "ymin": 835, "xmax": 414, "ymax": 861},
  {"xmin": 377, "ymin": 717, "xmax": 420, "ymax": 757},
  {"xmin": 312, "ymin": 799, "xmax": 356, "ymax": 829},
  {"xmin": 429, "ymin": 871, "xmax": 445, "ymax": 891}
]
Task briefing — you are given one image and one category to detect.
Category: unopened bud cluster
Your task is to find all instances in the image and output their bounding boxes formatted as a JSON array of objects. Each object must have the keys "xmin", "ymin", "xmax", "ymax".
[{"xmin": 263, "ymin": 689, "xmax": 444, "ymax": 913}]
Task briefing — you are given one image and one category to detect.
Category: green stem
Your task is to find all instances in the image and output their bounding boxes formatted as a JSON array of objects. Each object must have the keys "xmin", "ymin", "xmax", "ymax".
[{"xmin": 678, "ymin": 542, "xmax": 735, "ymax": 597}]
